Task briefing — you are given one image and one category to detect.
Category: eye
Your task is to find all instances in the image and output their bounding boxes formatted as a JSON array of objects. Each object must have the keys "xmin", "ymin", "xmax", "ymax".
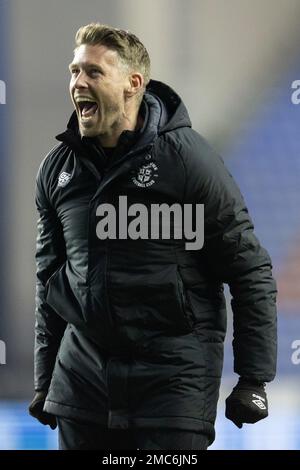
[
  {"xmin": 70, "ymin": 68, "xmax": 79, "ymax": 75},
  {"xmin": 89, "ymin": 68, "xmax": 101, "ymax": 77}
]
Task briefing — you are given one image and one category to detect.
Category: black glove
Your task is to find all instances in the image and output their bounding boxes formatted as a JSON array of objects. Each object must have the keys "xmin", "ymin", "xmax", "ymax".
[
  {"xmin": 28, "ymin": 391, "xmax": 57, "ymax": 430},
  {"xmin": 225, "ymin": 377, "xmax": 268, "ymax": 428}
]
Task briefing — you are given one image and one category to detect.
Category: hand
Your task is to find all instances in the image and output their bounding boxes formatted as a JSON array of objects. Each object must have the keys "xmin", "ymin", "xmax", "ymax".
[
  {"xmin": 225, "ymin": 377, "xmax": 268, "ymax": 428},
  {"xmin": 28, "ymin": 391, "xmax": 57, "ymax": 430}
]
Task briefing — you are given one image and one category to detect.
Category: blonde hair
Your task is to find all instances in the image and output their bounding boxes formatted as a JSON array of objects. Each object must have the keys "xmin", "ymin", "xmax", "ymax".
[{"xmin": 75, "ymin": 23, "xmax": 151, "ymax": 91}]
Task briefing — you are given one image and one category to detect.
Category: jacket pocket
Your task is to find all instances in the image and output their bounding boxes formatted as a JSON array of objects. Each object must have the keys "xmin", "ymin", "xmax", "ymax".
[
  {"xmin": 45, "ymin": 261, "xmax": 88, "ymax": 327},
  {"xmin": 108, "ymin": 264, "xmax": 195, "ymax": 335},
  {"xmin": 176, "ymin": 266, "xmax": 196, "ymax": 329},
  {"xmin": 44, "ymin": 262, "xmax": 66, "ymax": 297}
]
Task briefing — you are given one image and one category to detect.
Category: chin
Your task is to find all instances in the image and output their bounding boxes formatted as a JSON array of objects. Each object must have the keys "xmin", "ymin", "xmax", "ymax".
[{"xmin": 79, "ymin": 126, "xmax": 99, "ymax": 138}]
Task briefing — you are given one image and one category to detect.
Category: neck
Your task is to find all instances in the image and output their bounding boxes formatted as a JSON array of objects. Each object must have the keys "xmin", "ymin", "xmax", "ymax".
[{"xmin": 97, "ymin": 103, "xmax": 143, "ymax": 148}]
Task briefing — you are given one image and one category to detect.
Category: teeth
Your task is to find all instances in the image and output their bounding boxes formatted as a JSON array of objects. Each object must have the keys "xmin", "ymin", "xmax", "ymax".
[{"xmin": 75, "ymin": 97, "xmax": 95, "ymax": 103}]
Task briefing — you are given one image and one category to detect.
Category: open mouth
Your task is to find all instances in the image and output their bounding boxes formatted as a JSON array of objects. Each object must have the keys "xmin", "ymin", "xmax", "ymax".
[{"xmin": 76, "ymin": 98, "xmax": 99, "ymax": 120}]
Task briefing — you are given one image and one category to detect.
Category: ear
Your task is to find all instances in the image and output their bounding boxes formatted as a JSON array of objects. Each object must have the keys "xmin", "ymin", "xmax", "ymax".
[{"xmin": 125, "ymin": 72, "xmax": 144, "ymax": 98}]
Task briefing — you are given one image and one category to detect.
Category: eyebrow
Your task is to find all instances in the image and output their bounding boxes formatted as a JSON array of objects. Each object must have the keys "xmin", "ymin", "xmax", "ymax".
[{"xmin": 68, "ymin": 62, "xmax": 104, "ymax": 73}]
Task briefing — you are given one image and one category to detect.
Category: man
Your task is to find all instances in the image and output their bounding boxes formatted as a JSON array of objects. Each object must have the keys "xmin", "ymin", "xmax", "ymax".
[{"xmin": 29, "ymin": 23, "xmax": 277, "ymax": 450}]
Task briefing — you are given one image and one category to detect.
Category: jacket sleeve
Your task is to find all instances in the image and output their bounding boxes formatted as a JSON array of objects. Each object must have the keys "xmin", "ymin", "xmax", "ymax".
[
  {"xmin": 180, "ymin": 130, "xmax": 277, "ymax": 382},
  {"xmin": 34, "ymin": 160, "xmax": 67, "ymax": 391}
]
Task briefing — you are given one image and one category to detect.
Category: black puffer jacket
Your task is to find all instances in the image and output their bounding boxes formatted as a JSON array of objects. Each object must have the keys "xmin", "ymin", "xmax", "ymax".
[{"xmin": 34, "ymin": 80, "xmax": 277, "ymax": 444}]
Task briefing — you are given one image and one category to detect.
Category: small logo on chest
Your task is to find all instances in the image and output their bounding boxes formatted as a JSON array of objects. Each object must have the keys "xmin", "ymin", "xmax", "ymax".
[
  {"xmin": 58, "ymin": 172, "xmax": 72, "ymax": 187},
  {"xmin": 132, "ymin": 162, "xmax": 158, "ymax": 188}
]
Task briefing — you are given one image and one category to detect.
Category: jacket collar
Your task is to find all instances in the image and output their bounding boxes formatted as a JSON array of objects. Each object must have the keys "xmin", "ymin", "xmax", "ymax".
[{"xmin": 56, "ymin": 92, "xmax": 162, "ymax": 158}]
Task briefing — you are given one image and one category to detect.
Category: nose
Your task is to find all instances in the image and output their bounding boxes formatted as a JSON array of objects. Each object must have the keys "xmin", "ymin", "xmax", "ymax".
[{"xmin": 73, "ymin": 71, "xmax": 88, "ymax": 89}]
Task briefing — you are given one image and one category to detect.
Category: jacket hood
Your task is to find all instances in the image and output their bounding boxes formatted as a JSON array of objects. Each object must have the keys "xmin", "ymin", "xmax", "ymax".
[{"xmin": 145, "ymin": 79, "xmax": 192, "ymax": 133}]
